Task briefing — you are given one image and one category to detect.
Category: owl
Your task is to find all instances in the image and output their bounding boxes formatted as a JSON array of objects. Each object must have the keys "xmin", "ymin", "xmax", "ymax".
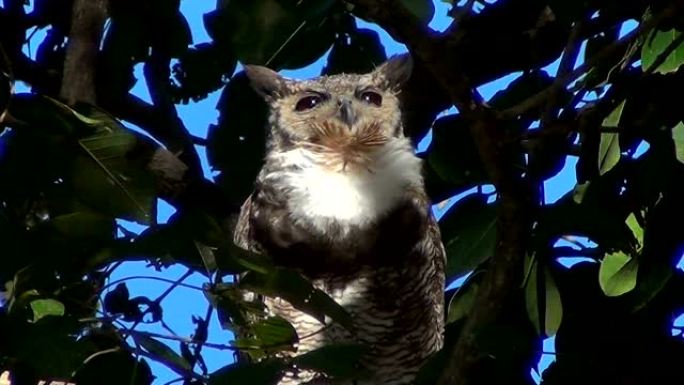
[{"xmin": 233, "ymin": 54, "xmax": 445, "ymax": 385}]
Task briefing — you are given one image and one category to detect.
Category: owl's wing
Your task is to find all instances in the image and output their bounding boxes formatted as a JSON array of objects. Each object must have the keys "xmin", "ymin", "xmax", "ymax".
[
  {"xmin": 426, "ymin": 211, "xmax": 447, "ymax": 319},
  {"xmin": 233, "ymin": 193, "xmax": 259, "ymax": 253}
]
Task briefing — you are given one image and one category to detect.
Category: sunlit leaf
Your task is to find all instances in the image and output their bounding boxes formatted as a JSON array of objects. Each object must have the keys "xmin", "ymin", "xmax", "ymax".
[
  {"xmin": 30, "ymin": 299, "xmax": 65, "ymax": 322},
  {"xmin": 597, "ymin": 100, "xmax": 625, "ymax": 175},
  {"xmin": 543, "ymin": 268, "xmax": 563, "ymax": 336},
  {"xmin": 524, "ymin": 255, "xmax": 563, "ymax": 336},
  {"xmin": 602, "ymin": 99, "xmax": 625, "ymax": 128},
  {"xmin": 572, "ymin": 182, "xmax": 590, "ymax": 204},
  {"xmin": 625, "ymin": 213, "xmax": 644, "ymax": 252},
  {"xmin": 671, "ymin": 121, "xmax": 684, "ymax": 164},
  {"xmin": 642, "ymin": 28, "xmax": 684, "ymax": 74},
  {"xmin": 599, "ymin": 252, "xmax": 638, "ymax": 297},
  {"xmin": 233, "ymin": 316, "xmax": 298, "ymax": 355},
  {"xmin": 598, "ymin": 132, "xmax": 620, "ymax": 175}
]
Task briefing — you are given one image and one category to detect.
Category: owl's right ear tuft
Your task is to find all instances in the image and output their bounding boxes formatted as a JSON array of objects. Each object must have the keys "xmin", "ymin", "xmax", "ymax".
[{"xmin": 244, "ymin": 65, "xmax": 287, "ymax": 99}]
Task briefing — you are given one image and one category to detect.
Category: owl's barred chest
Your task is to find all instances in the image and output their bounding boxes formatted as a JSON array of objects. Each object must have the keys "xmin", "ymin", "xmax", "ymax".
[{"xmin": 260, "ymin": 138, "xmax": 423, "ymax": 236}]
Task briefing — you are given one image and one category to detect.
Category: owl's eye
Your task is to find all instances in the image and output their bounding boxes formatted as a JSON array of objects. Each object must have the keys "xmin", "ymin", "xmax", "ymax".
[
  {"xmin": 360, "ymin": 91, "xmax": 382, "ymax": 106},
  {"xmin": 295, "ymin": 95, "xmax": 323, "ymax": 111}
]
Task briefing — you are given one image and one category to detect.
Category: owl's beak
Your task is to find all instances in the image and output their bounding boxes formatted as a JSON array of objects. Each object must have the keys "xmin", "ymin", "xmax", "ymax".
[{"xmin": 337, "ymin": 98, "xmax": 356, "ymax": 129}]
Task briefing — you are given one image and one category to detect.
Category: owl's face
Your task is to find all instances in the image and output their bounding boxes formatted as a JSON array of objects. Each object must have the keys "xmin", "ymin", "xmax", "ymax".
[{"xmin": 245, "ymin": 55, "xmax": 413, "ymax": 169}]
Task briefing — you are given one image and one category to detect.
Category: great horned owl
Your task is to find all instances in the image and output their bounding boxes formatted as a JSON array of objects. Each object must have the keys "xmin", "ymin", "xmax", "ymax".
[{"xmin": 233, "ymin": 54, "xmax": 445, "ymax": 385}]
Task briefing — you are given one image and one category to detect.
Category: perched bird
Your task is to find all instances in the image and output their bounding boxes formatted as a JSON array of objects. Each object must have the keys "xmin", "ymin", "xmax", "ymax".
[{"xmin": 233, "ymin": 54, "xmax": 445, "ymax": 385}]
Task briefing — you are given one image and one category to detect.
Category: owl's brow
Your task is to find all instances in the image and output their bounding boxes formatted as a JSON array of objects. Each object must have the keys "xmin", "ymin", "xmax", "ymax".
[{"xmin": 299, "ymin": 88, "xmax": 328, "ymax": 97}]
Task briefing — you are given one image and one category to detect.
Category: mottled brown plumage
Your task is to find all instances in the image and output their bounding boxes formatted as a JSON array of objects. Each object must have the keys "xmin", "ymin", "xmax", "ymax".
[{"xmin": 233, "ymin": 54, "xmax": 445, "ymax": 385}]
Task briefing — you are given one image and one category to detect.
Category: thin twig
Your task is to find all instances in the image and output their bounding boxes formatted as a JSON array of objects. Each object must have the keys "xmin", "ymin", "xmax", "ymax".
[
  {"xmin": 125, "ymin": 329, "xmax": 237, "ymax": 351},
  {"xmin": 102, "ymin": 275, "xmax": 204, "ymax": 293},
  {"xmin": 540, "ymin": 18, "xmax": 586, "ymax": 129},
  {"xmin": 121, "ymin": 269, "xmax": 195, "ymax": 339}
]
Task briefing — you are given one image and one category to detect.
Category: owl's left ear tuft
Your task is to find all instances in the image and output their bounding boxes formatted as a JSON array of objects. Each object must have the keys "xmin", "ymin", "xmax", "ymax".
[
  {"xmin": 373, "ymin": 53, "xmax": 413, "ymax": 90},
  {"xmin": 244, "ymin": 65, "xmax": 287, "ymax": 99}
]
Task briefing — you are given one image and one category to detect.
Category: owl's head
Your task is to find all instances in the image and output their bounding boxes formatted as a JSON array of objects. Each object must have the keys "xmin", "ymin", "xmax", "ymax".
[{"xmin": 244, "ymin": 55, "xmax": 413, "ymax": 167}]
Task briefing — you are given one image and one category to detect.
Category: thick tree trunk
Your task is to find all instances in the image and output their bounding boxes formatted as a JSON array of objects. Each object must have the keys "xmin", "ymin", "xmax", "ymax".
[{"xmin": 60, "ymin": 0, "xmax": 108, "ymax": 105}]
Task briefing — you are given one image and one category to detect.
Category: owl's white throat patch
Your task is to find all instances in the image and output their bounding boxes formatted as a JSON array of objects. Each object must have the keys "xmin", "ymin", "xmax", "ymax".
[{"xmin": 272, "ymin": 138, "xmax": 423, "ymax": 228}]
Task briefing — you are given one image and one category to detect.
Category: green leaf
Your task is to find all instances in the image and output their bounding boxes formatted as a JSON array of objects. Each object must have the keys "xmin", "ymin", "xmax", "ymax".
[
  {"xmin": 30, "ymin": 299, "xmax": 65, "ymax": 322},
  {"xmin": 322, "ymin": 27, "xmax": 387, "ymax": 76},
  {"xmin": 239, "ymin": 268, "xmax": 353, "ymax": 330},
  {"xmin": 671, "ymin": 121, "xmax": 684, "ymax": 164},
  {"xmin": 205, "ymin": 0, "xmax": 336, "ymax": 69},
  {"xmin": 489, "ymin": 70, "xmax": 570, "ymax": 116},
  {"xmin": 49, "ymin": 211, "xmax": 116, "ymax": 241},
  {"xmin": 11, "ymin": 317, "xmax": 94, "ymax": 379},
  {"xmin": 630, "ymin": 260, "xmax": 673, "ymax": 313},
  {"xmin": 546, "ymin": 0, "xmax": 591, "ymax": 25},
  {"xmin": 8, "ymin": 93, "xmax": 87, "ymax": 137},
  {"xmin": 537, "ymin": 184, "xmax": 634, "ymax": 252},
  {"xmin": 132, "ymin": 334, "xmax": 193, "ymax": 375},
  {"xmin": 543, "ymin": 268, "xmax": 563, "ymax": 336},
  {"xmin": 209, "ymin": 360, "xmax": 286, "ymax": 385},
  {"xmin": 72, "ymin": 109, "xmax": 156, "ymax": 223},
  {"xmin": 602, "ymin": 99, "xmax": 625, "ymax": 128},
  {"xmin": 625, "ymin": 213, "xmax": 644, "ymax": 251},
  {"xmin": 572, "ymin": 182, "xmax": 591, "ymax": 204},
  {"xmin": 74, "ymin": 350, "xmax": 153, "ymax": 385},
  {"xmin": 446, "ymin": 281, "xmax": 478, "ymax": 324},
  {"xmin": 208, "ymin": 72, "xmax": 268, "ymax": 208},
  {"xmin": 642, "ymin": 28, "xmax": 684, "ymax": 74},
  {"xmin": 599, "ymin": 252, "xmax": 639, "ymax": 297},
  {"xmin": 293, "ymin": 343, "xmax": 369, "ymax": 380},
  {"xmin": 172, "ymin": 42, "xmax": 237, "ymax": 103},
  {"xmin": 427, "ymin": 115, "xmax": 489, "ymax": 190},
  {"xmin": 233, "ymin": 316, "xmax": 298, "ymax": 353},
  {"xmin": 598, "ymin": 132, "xmax": 620, "ymax": 175},
  {"xmin": 196, "ymin": 240, "xmax": 217, "ymax": 273},
  {"xmin": 399, "ymin": 0, "xmax": 435, "ymax": 24},
  {"xmin": 205, "ymin": 284, "xmax": 251, "ymax": 329},
  {"xmin": 524, "ymin": 256, "xmax": 563, "ymax": 336},
  {"xmin": 598, "ymin": 100, "xmax": 625, "ymax": 175},
  {"xmin": 439, "ymin": 193, "xmax": 497, "ymax": 284}
]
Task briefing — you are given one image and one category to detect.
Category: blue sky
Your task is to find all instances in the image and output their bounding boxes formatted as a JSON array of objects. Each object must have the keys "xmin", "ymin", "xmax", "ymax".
[{"xmin": 12, "ymin": 1, "xmax": 670, "ymax": 384}]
